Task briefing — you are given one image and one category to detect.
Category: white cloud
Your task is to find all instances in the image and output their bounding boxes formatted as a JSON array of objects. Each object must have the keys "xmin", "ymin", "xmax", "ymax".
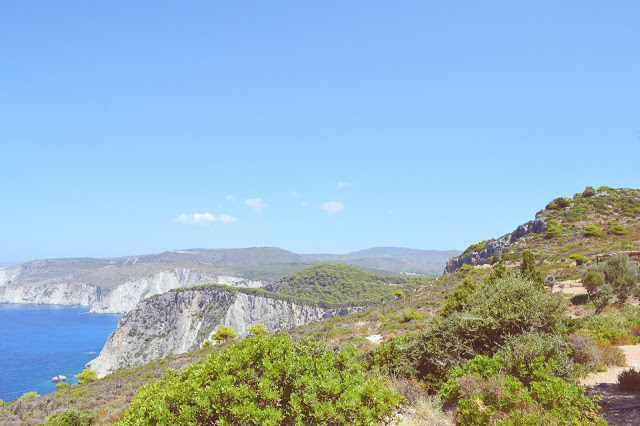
[
  {"xmin": 225, "ymin": 195, "xmax": 233, "ymax": 200},
  {"xmin": 245, "ymin": 197, "xmax": 267, "ymax": 213},
  {"xmin": 218, "ymin": 215, "xmax": 239, "ymax": 224},
  {"xmin": 288, "ymin": 190, "xmax": 299, "ymax": 197},
  {"xmin": 337, "ymin": 182, "xmax": 352, "ymax": 190},
  {"xmin": 173, "ymin": 213, "xmax": 238, "ymax": 225},
  {"xmin": 322, "ymin": 201, "xmax": 344, "ymax": 214}
]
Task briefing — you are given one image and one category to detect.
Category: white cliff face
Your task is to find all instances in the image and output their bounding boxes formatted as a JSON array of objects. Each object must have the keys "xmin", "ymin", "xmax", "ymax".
[
  {"xmin": 0, "ymin": 267, "xmax": 19, "ymax": 287},
  {"xmin": 88, "ymin": 269, "xmax": 263, "ymax": 314},
  {"xmin": 217, "ymin": 293, "xmax": 332, "ymax": 338},
  {"xmin": 0, "ymin": 282, "xmax": 100, "ymax": 306},
  {"xmin": 0, "ymin": 267, "xmax": 264, "ymax": 313},
  {"xmin": 87, "ymin": 287, "xmax": 361, "ymax": 378}
]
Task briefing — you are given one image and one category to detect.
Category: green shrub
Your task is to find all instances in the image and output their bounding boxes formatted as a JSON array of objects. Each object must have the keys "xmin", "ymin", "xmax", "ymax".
[
  {"xmin": 545, "ymin": 219, "xmax": 564, "ymax": 239},
  {"xmin": 497, "ymin": 331, "xmax": 576, "ymax": 384},
  {"xmin": 120, "ymin": 335, "xmax": 401, "ymax": 425},
  {"xmin": 439, "ymin": 355, "xmax": 605, "ymax": 425},
  {"xmin": 579, "ymin": 315, "xmax": 635, "ymax": 346},
  {"xmin": 398, "ymin": 308, "xmax": 424, "ymax": 323},
  {"xmin": 608, "ymin": 221, "xmax": 630, "ymax": 235},
  {"xmin": 618, "ymin": 367, "xmax": 640, "ymax": 392},
  {"xmin": 546, "ymin": 197, "xmax": 572, "ymax": 210},
  {"xmin": 439, "ymin": 277, "xmax": 476, "ymax": 317},
  {"xmin": 583, "ymin": 186, "xmax": 596, "ymax": 197},
  {"xmin": 77, "ymin": 369, "xmax": 98, "ymax": 384},
  {"xmin": 211, "ymin": 326, "xmax": 237, "ymax": 342},
  {"xmin": 583, "ymin": 224, "xmax": 603, "ymax": 238},
  {"xmin": 45, "ymin": 409, "xmax": 99, "ymax": 426},
  {"xmin": 405, "ymin": 273, "xmax": 566, "ymax": 388},
  {"xmin": 55, "ymin": 382, "xmax": 70, "ymax": 391},
  {"xmin": 248, "ymin": 323, "xmax": 268, "ymax": 335}
]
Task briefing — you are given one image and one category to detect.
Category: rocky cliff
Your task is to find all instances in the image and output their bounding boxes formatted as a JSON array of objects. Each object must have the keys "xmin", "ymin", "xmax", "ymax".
[
  {"xmin": 87, "ymin": 286, "xmax": 360, "ymax": 377},
  {"xmin": 0, "ymin": 267, "xmax": 263, "ymax": 313},
  {"xmin": 445, "ymin": 219, "xmax": 546, "ymax": 273}
]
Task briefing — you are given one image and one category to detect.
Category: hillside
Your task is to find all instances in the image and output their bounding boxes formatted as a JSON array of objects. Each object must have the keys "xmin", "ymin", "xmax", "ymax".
[
  {"xmin": 267, "ymin": 263, "xmax": 426, "ymax": 305},
  {"xmin": 448, "ymin": 186, "xmax": 640, "ymax": 279},
  {"xmin": 303, "ymin": 247, "xmax": 461, "ymax": 275}
]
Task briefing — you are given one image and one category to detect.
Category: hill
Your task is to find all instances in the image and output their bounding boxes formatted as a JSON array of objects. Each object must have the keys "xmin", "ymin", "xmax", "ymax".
[
  {"xmin": 447, "ymin": 186, "xmax": 640, "ymax": 279},
  {"xmin": 303, "ymin": 247, "xmax": 460, "ymax": 275},
  {"xmin": 266, "ymin": 263, "xmax": 426, "ymax": 305}
]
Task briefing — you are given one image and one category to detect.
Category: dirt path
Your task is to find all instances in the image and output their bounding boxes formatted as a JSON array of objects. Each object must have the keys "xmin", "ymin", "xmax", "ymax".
[{"xmin": 581, "ymin": 345, "xmax": 640, "ymax": 425}]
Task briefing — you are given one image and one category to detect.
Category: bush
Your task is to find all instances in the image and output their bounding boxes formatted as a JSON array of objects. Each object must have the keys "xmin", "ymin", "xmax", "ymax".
[
  {"xmin": 77, "ymin": 369, "xmax": 98, "ymax": 384},
  {"xmin": 545, "ymin": 219, "xmax": 564, "ymax": 239},
  {"xmin": 580, "ymin": 315, "xmax": 635, "ymax": 346},
  {"xmin": 120, "ymin": 335, "xmax": 401, "ymax": 425},
  {"xmin": 211, "ymin": 326, "xmax": 237, "ymax": 342},
  {"xmin": 608, "ymin": 221, "xmax": 630, "ymax": 235},
  {"xmin": 45, "ymin": 409, "xmax": 100, "ymax": 426},
  {"xmin": 583, "ymin": 224, "xmax": 604, "ymax": 238},
  {"xmin": 405, "ymin": 273, "xmax": 566, "ymax": 387},
  {"xmin": 618, "ymin": 367, "xmax": 640, "ymax": 392},
  {"xmin": 546, "ymin": 197, "xmax": 572, "ymax": 210},
  {"xmin": 600, "ymin": 345, "xmax": 626, "ymax": 367},
  {"xmin": 569, "ymin": 335, "xmax": 604, "ymax": 372},
  {"xmin": 497, "ymin": 331, "xmax": 576, "ymax": 384},
  {"xmin": 55, "ymin": 382, "xmax": 70, "ymax": 391},
  {"xmin": 398, "ymin": 308, "xmax": 424, "ymax": 323},
  {"xmin": 439, "ymin": 355, "xmax": 605, "ymax": 425},
  {"xmin": 583, "ymin": 186, "xmax": 596, "ymax": 197},
  {"xmin": 248, "ymin": 323, "xmax": 268, "ymax": 335}
]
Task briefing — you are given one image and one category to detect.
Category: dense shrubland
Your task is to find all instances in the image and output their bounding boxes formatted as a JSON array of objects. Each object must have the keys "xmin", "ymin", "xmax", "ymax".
[{"xmin": 118, "ymin": 335, "xmax": 400, "ymax": 425}]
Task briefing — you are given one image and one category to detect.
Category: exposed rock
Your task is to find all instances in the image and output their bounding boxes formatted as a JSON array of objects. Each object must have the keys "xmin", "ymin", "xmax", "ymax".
[
  {"xmin": 87, "ymin": 286, "xmax": 362, "ymax": 378},
  {"xmin": 445, "ymin": 219, "xmax": 546, "ymax": 273},
  {"xmin": 0, "ymin": 268, "xmax": 264, "ymax": 313}
]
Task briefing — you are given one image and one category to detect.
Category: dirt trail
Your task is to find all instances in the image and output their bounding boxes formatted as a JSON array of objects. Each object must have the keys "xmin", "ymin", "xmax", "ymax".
[{"xmin": 581, "ymin": 345, "xmax": 640, "ymax": 425}]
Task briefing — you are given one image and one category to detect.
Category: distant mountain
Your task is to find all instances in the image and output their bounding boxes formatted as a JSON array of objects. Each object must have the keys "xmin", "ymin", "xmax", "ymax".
[{"xmin": 302, "ymin": 247, "xmax": 462, "ymax": 275}]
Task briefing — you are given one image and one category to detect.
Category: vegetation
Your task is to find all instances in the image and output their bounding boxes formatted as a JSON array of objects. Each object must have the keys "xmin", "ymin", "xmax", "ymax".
[
  {"xmin": 13, "ymin": 187, "xmax": 640, "ymax": 424},
  {"xmin": 618, "ymin": 368, "xmax": 640, "ymax": 392},
  {"xmin": 119, "ymin": 335, "xmax": 400, "ymax": 425},
  {"xmin": 211, "ymin": 326, "xmax": 237, "ymax": 342},
  {"xmin": 267, "ymin": 263, "xmax": 425, "ymax": 306},
  {"xmin": 77, "ymin": 369, "xmax": 98, "ymax": 385}
]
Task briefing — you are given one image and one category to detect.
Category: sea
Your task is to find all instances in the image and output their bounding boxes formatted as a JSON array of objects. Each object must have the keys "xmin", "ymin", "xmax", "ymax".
[{"xmin": 0, "ymin": 304, "xmax": 121, "ymax": 401}]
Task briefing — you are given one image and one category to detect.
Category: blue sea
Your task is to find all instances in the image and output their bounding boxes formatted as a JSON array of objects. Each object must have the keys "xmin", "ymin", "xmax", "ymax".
[{"xmin": 0, "ymin": 304, "xmax": 121, "ymax": 401}]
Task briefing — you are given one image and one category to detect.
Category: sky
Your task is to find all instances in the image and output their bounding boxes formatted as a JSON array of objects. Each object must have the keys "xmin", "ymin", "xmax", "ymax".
[{"xmin": 1, "ymin": 1, "xmax": 639, "ymax": 262}]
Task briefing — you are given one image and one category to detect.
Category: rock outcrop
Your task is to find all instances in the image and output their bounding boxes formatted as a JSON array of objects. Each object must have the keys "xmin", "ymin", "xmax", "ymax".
[
  {"xmin": 87, "ymin": 286, "xmax": 361, "ymax": 378},
  {"xmin": 445, "ymin": 219, "xmax": 546, "ymax": 273}
]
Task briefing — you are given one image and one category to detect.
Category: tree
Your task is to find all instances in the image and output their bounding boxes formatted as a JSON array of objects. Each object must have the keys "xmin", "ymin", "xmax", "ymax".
[
  {"xmin": 211, "ymin": 326, "xmax": 237, "ymax": 342},
  {"xmin": 602, "ymin": 254, "xmax": 639, "ymax": 303},
  {"xmin": 545, "ymin": 275, "xmax": 557, "ymax": 293},
  {"xmin": 248, "ymin": 324, "xmax": 268, "ymax": 335},
  {"xmin": 582, "ymin": 254, "xmax": 639, "ymax": 311},
  {"xmin": 582, "ymin": 269, "xmax": 611, "ymax": 314},
  {"xmin": 520, "ymin": 251, "xmax": 544, "ymax": 290},
  {"xmin": 77, "ymin": 369, "xmax": 98, "ymax": 384},
  {"xmin": 55, "ymin": 382, "xmax": 70, "ymax": 391}
]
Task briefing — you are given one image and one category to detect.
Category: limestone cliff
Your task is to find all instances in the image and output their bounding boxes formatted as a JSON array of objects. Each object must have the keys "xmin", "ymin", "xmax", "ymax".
[
  {"xmin": 0, "ymin": 267, "xmax": 263, "ymax": 313},
  {"xmin": 445, "ymin": 219, "xmax": 546, "ymax": 273},
  {"xmin": 87, "ymin": 286, "xmax": 360, "ymax": 377}
]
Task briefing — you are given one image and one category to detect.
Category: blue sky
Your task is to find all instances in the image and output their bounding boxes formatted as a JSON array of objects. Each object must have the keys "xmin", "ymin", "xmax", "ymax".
[{"xmin": 1, "ymin": 1, "xmax": 639, "ymax": 262}]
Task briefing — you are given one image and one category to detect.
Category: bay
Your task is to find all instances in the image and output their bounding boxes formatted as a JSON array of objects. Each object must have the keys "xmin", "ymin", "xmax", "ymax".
[{"xmin": 0, "ymin": 304, "xmax": 121, "ymax": 401}]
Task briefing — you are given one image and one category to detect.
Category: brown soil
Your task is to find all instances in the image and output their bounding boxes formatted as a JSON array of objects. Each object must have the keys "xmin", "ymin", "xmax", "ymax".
[{"xmin": 582, "ymin": 345, "xmax": 640, "ymax": 425}]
